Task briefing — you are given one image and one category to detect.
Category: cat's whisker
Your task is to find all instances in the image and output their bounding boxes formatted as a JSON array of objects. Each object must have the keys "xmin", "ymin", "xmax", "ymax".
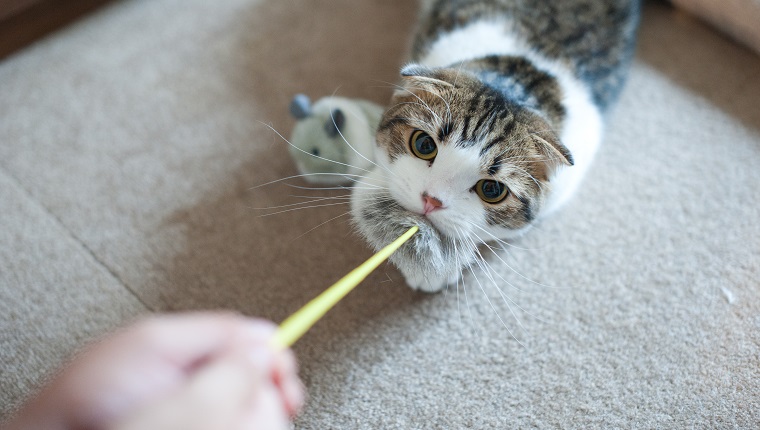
[
  {"xmin": 485, "ymin": 153, "xmax": 548, "ymax": 188},
  {"xmin": 352, "ymin": 196, "xmax": 397, "ymax": 206},
  {"xmin": 496, "ymin": 128, "xmax": 559, "ymax": 160},
  {"xmin": 368, "ymin": 81, "xmax": 403, "ymax": 91},
  {"xmin": 385, "ymin": 81, "xmax": 444, "ymax": 126},
  {"xmin": 347, "ymin": 186, "xmax": 389, "ymax": 193},
  {"xmin": 465, "ymin": 234, "xmax": 549, "ymax": 325},
  {"xmin": 479, "ymin": 244, "xmax": 551, "ymax": 295},
  {"xmin": 478, "ymin": 251, "xmax": 525, "ymax": 293},
  {"xmin": 451, "ymin": 59, "xmax": 468, "ymax": 88},
  {"xmin": 284, "ymin": 173, "xmax": 390, "ymax": 190},
  {"xmin": 500, "ymin": 166, "xmax": 546, "ymax": 193},
  {"xmin": 289, "ymin": 211, "xmax": 352, "ymax": 243},
  {"xmin": 529, "ymin": 127, "xmax": 562, "ymax": 140},
  {"xmin": 465, "ymin": 263, "xmax": 525, "ymax": 347},
  {"xmin": 461, "ymin": 264, "xmax": 478, "ymax": 336},
  {"xmin": 417, "ymin": 88, "xmax": 453, "ymax": 129},
  {"xmin": 468, "ymin": 223, "xmax": 534, "ymax": 251},
  {"xmin": 249, "ymin": 172, "xmax": 367, "ymax": 190},
  {"xmin": 348, "ymin": 195, "xmax": 398, "ymax": 210},
  {"xmin": 454, "ymin": 274, "xmax": 462, "ymax": 325},
  {"xmin": 456, "ymin": 277, "xmax": 466, "ymax": 329},
  {"xmin": 382, "ymin": 107, "xmax": 441, "ymax": 134},
  {"xmin": 256, "ymin": 201, "xmax": 349, "ymax": 218},
  {"xmin": 494, "ymin": 242, "xmax": 565, "ymax": 290},
  {"xmin": 346, "ymin": 187, "xmax": 394, "ymax": 199},
  {"xmin": 491, "ymin": 130, "xmax": 569, "ymax": 173},
  {"xmin": 258, "ymin": 120, "xmax": 374, "ymax": 175},
  {"xmin": 489, "ymin": 146, "xmax": 538, "ymax": 162},
  {"xmin": 284, "ymin": 181, "xmax": 384, "ymax": 191},
  {"xmin": 453, "ymin": 228, "xmax": 479, "ymax": 335},
  {"xmin": 376, "ymin": 86, "xmax": 451, "ymax": 131},
  {"xmin": 511, "ymin": 165, "xmax": 547, "ymax": 189},
  {"xmin": 344, "ymin": 176, "xmax": 390, "ymax": 189},
  {"xmin": 491, "ymin": 282, "xmax": 552, "ymax": 324},
  {"xmin": 370, "ymin": 81, "xmax": 434, "ymax": 93},
  {"xmin": 458, "ymin": 232, "xmax": 534, "ymax": 342},
  {"xmin": 288, "ymin": 194, "xmax": 353, "ymax": 202},
  {"xmin": 344, "ymin": 180, "xmax": 394, "ymax": 194},
  {"xmin": 382, "ymin": 272, "xmax": 394, "ymax": 284},
  {"xmin": 296, "ymin": 190, "xmax": 393, "ymax": 209},
  {"xmin": 325, "ymin": 87, "xmax": 372, "ymax": 128},
  {"xmin": 478, "ymin": 260, "xmax": 527, "ymax": 332},
  {"xmin": 505, "ymin": 146, "xmax": 568, "ymax": 168},
  {"xmin": 450, "ymin": 233, "xmax": 464, "ymax": 327},
  {"xmin": 288, "ymin": 175, "xmax": 387, "ymax": 190},
  {"xmin": 250, "ymin": 195, "xmax": 350, "ymax": 211},
  {"xmin": 324, "ymin": 90, "xmax": 398, "ymax": 180},
  {"xmin": 468, "ymin": 225, "xmax": 559, "ymax": 290}
]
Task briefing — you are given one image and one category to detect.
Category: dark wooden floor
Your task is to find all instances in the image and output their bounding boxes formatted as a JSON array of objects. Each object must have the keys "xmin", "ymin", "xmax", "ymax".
[{"xmin": 0, "ymin": 0, "xmax": 113, "ymax": 61}]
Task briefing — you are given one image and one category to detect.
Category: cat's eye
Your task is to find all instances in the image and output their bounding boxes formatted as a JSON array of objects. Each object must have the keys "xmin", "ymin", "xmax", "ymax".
[
  {"xmin": 475, "ymin": 179, "xmax": 509, "ymax": 204},
  {"xmin": 409, "ymin": 130, "xmax": 437, "ymax": 161}
]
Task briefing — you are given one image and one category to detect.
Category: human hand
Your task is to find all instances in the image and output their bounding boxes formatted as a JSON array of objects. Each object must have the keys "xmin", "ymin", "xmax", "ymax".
[{"xmin": 5, "ymin": 312, "xmax": 304, "ymax": 430}]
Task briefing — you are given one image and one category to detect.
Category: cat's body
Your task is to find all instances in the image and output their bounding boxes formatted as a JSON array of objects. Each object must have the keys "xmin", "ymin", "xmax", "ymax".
[{"xmin": 351, "ymin": 0, "xmax": 641, "ymax": 291}]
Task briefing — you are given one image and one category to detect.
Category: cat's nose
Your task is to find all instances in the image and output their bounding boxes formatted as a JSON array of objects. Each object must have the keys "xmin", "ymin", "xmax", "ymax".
[{"xmin": 422, "ymin": 192, "xmax": 443, "ymax": 215}]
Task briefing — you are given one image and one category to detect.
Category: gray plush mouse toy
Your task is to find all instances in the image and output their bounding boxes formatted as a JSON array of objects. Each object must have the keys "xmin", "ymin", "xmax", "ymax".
[{"xmin": 288, "ymin": 94, "xmax": 383, "ymax": 185}]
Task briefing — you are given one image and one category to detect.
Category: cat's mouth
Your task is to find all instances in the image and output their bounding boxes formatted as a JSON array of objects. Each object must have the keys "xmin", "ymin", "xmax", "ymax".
[
  {"xmin": 401, "ymin": 205, "xmax": 447, "ymax": 238},
  {"xmin": 385, "ymin": 187, "xmax": 448, "ymax": 238}
]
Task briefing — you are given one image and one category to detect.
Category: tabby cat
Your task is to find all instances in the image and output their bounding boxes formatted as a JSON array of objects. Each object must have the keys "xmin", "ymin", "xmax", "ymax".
[{"xmin": 351, "ymin": 0, "xmax": 641, "ymax": 291}]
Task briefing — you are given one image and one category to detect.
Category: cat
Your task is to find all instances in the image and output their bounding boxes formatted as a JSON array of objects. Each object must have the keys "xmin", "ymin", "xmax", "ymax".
[{"xmin": 350, "ymin": 0, "xmax": 642, "ymax": 292}]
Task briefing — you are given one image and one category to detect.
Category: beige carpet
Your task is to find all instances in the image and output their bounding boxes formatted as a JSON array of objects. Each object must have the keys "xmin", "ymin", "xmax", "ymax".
[{"xmin": 1, "ymin": 0, "xmax": 759, "ymax": 428}]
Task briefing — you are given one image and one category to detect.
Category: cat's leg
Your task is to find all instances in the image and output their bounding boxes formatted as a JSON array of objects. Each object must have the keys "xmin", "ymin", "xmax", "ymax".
[{"xmin": 397, "ymin": 265, "xmax": 464, "ymax": 293}]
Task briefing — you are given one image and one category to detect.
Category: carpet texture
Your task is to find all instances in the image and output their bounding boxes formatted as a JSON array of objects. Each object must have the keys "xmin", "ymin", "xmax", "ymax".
[
  {"xmin": 670, "ymin": 0, "xmax": 760, "ymax": 54},
  {"xmin": 1, "ymin": 0, "xmax": 759, "ymax": 428}
]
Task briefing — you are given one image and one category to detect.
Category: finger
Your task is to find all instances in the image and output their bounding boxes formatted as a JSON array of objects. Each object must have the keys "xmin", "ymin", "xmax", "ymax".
[
  {"xmin": 114, "ymin": 344, "xmax": 273, "ymax": 430},
  {"xmin": 123, "ymin": 313, "xmax": 277, "ymax": 370},
  {"xmin": 237, "ymin": 380, "xmax": 291, "ymax": 430},
  {"xmin": 273, "ymin": 348, "xmax": 305, "ymax": 416},
  {"xmin": 49, "ymin": 313, "xmax": 278, "ymax": 429}
]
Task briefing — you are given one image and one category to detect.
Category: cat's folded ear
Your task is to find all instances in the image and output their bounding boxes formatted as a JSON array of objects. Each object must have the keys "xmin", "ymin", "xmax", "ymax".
[
  {"xmin": 395, "ymin": 64, "xmax": 458, "ymax": 97},
  {"xmin": 533, "ymin": 132, "xmax": 574, "ymax": 168},
  {"xmin": 400, "ymin": 64, "xmax": 456, "ymax": 82}
]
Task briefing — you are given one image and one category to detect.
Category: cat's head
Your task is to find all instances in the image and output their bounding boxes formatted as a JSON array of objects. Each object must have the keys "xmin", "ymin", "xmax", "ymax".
[{"xmin": 375, "ymin": 64, "xmax": 573, "ymax": 241}]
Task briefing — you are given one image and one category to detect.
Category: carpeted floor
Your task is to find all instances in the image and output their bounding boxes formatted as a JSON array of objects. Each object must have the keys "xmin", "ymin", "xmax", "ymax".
[{"xmin": 1, "ymin": 0, "xmax": 759, "ymax": 428}]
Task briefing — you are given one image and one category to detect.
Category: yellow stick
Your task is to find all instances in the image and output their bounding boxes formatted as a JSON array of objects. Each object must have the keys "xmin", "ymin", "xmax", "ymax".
[{"xmin": 273, "ymin": 225, "xmax": 418, "ymax": 348}]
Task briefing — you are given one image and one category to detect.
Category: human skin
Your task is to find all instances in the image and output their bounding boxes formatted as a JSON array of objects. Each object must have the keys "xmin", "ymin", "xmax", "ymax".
[{"xmin": 4, "ymin": 313, "xmax": 304, "ymax": 430}]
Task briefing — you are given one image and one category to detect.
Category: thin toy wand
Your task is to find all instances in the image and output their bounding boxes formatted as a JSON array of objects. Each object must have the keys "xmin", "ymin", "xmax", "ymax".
[{"xmin": 273, "ymin": 225, "xmax": 419, "ymax": 348}]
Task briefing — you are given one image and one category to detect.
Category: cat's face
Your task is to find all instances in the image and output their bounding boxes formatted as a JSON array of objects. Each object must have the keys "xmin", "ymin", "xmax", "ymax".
[{"xmin": 375, "ymin": 66, "xmax": 572, "ymax": 241}]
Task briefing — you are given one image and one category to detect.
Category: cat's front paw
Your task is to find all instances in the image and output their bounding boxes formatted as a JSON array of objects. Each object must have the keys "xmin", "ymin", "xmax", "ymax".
[{"xmin": 400, "ymin": 267, "xmax": 450, "ymax": 293}]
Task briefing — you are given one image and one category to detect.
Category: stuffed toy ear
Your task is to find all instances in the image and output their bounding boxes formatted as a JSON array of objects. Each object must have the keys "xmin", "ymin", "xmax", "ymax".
[
  {"xmin": 323, "ymin": 109, "xmax": 345, "ymax": 138},
  {"xmin": 290, "ymin": 94, "xmax": 312, "ymax": 120}
]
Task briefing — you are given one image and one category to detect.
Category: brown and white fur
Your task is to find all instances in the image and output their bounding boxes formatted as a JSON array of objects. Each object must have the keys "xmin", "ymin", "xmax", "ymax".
[{"xmin": 351, "ymin": 0, "xmax": 641, "ymax": 292}]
